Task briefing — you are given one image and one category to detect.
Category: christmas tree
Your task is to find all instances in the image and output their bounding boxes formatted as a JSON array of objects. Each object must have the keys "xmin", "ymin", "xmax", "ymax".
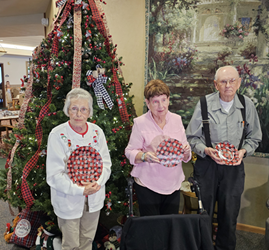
[{"xmin": 0, "ymin": 0, "xmax": 136, "ymax": 222}]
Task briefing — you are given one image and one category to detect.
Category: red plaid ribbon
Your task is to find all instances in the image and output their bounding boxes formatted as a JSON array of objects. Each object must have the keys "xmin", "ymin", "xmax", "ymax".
[
  {"xmin": 51, "ymin": 35, "xmax": 59, "ymax": 57},
  {"xmin": 72, "ymin": 4, "xmax": 82, "ymax": 89},
  {"xmin": 88, "ymin": 0, "xmax": 130, "ymax": 125},
  {"xmin": 112, "ymin": 68, "xmax": 129, "ymax": 124},
  {"xmin": 21, "ymin": 67, "xmax": 52, "ymax": 208},
  {"xmin": 52, "ymin": 0, "xmax": 72, "ymax": 56},
  {"xmin": 88, "ymin": 0, "xmax": 110, "ymax": 52},
  {"xmin": 58, "ymin": 0, "xmax": 72, "ymax": 28}
]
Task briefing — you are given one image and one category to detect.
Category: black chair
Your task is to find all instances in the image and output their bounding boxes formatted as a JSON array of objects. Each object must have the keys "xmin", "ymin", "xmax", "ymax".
[{"xmin": 120, "ymin": 213, "xmax": 214, "ymax": 250}]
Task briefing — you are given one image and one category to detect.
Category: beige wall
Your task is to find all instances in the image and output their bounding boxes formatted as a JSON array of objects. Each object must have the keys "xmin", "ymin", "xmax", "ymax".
[
  {"xmin": 46, "ymin": 0, "xmax": 146, "ymax": 116},
  {"xmin": 46, "ymin": 0, "xmax": 58, "ymax": 36},
  {"xmin": 103, "ymin": 0, "xmax": 145, "ymax": 116}
]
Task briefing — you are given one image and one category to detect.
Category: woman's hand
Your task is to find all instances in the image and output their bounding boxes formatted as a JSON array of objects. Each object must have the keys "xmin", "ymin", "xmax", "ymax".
[
  {"xmin": 182, "ymin": 144, "xmax": 191, "ymax": 161},
  {"xmin": 145, "ymin": 152, "xmax": 160, "ymax": 163},
  {"xmin": 81, "ymin": 181, "xmax": 101, "ymax": 196}
]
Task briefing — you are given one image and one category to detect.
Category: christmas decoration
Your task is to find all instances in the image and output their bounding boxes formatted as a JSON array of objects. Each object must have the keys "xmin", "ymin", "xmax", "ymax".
[
  {"xmin": 67, "ymin": 146, "xmax": 103, "ymax": 185},
  {"xmin": 9, "ymin": 208, "xmax": 42, "ymax": 248},
  {"xmin": 35, "ymin": 214, "xmax": 62, "ymax": 250},
  {"xmin": 0, "ymin": 0, "xmax": 136, "ymax": 224},
  {"xmin": 4, "ymin": 214, "xmax": 20, "ymax": 243},
  {"xmin": 213, "ymin": 142, "xmax": 240, "ymax": 166},
  {"xmin": 156, "ymin": 138, "xmax": 184, "ymax": 168}
]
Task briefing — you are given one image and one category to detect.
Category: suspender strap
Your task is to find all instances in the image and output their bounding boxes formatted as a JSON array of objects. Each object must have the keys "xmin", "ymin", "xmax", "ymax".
[
  {"xmin": 200, "ymin": 94, "xmax": 246, "ymax": 150},
  {"xmin": 237, "ymin": 94, "xmax": 246, "ymax": 150},
  {"xmin": 200, "ymin": 96, "xmax": 212, "ymax": 148}
]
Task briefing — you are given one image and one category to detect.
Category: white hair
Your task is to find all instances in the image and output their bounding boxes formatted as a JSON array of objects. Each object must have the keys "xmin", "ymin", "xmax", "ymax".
[
  {"xmin": 214, "ymin": 66, "xmax": 239, "ymax": 81},
  {"xmin": 63, "ymin": 88, "xmax": 93, "ymax": 117}
]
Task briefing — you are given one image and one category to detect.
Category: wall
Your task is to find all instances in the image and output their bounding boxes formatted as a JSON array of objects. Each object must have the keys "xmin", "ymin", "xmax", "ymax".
[
  {"xmin": 0, "ymin": 54, "xmax": 31, "ymax": 86},
  {"xmin": 103, "ymin": 0, "xmax": 146, "ymax": 116},
  {"xmin": 45, "ymin": 0, "xmax": 58, "ymax": 36},
  {"xmin": 46, "ymin": 0, "xmax": 146, "ymax": 116}
]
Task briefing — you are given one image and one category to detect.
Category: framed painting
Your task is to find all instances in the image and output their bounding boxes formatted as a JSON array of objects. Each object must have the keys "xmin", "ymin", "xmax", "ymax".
[{"xmin": 145, "ymin": 0, "xmax": 269, "ymax": 155}]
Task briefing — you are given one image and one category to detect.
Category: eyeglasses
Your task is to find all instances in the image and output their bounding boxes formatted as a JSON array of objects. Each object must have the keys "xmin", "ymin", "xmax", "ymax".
[
  {"xmin": 219, "ymin": 78, "xmax": 238, "ymax": 85},
  {"xmin": 69, "ymin": 107, "xmax": 89, "ymax": 114}
]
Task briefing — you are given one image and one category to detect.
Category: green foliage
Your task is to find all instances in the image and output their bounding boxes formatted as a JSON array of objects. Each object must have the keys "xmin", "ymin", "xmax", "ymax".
[
  {"xmin": 148, "ymin": 44, "xmax": 198, "ymax": 80},
  {"xmin": 237, "ymin": 63, "xmax": 269, "ymax": 153},
  {"xmin": 149, "ymin": 1, "xmax": 197, "ymax": 37},
  {"xmin": 214, "ymin": 47, "xmax": 233, "ymax": 66},
  {"xmin": 239, "ymin": 42, "xmax": 257, "ymax": 59},
  {"xmin": 253, "ymin": 6, "xmax": 269, "ymax": 41},
  {"xmin": 0, "ymin": 2, "xmax": 136, "ymax": 223},
  {"xmin": 220, "ymin": 22, "xmax": 249, "ymax": 40}
]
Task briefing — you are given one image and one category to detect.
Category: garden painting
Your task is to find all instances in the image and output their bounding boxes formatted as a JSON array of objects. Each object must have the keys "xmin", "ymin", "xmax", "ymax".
[{"xmin": 146, "ymin": 0, "xmax": 269, "ymax": 155}]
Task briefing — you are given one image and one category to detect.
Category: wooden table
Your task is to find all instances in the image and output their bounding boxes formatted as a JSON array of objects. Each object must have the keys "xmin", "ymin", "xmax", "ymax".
[
  {"xmin": 0, "ymin": 114, "xmax": 19, "ymax": 142},
  {"xmin": 0, "ymin": 114, "xmax": 19, "ymax": 125}
]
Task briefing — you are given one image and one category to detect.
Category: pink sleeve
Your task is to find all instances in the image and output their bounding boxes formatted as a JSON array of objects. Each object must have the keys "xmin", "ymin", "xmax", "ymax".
[
  {"xmin": 125, "ymin": 120, "xmax": 144, "ymax": 165},
  {"xmin": 178, "ymin": 117, "xmax": 192, "ymax": 163}
]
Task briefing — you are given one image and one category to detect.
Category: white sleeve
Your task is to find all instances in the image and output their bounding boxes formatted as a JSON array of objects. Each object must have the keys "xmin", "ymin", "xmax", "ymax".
[
  {"xmin": 46, "ymin": 132, "xmax": 84, "ymax": 196},
  {"xmin": 96, "ymin": 128, "xmax": 111, "ymax": 186}
]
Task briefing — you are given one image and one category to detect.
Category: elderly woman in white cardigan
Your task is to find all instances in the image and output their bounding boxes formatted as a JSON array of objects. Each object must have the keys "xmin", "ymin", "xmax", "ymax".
[{"xmin": 46, "ymin": 88, "xmax": 111, "ymax": 250}]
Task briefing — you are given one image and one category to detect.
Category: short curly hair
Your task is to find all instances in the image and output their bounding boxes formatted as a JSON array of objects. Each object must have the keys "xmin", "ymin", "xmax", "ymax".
[
  {"xmin": 63, "ymin": 88, "xmax": 93, "ymax": 117},
  {"xmin": 144, "ymin": 79, "xmax": 170, "ymax": 100}
]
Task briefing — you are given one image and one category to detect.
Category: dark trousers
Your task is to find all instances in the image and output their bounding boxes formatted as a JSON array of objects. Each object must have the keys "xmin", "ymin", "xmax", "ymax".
[
  {"xmin": 134, "ymin": 182, "xmax": 180, "ymax": 216},
  {"xmin": 194, "ymin": 156, "xmax": 245, "ymax": 250}
]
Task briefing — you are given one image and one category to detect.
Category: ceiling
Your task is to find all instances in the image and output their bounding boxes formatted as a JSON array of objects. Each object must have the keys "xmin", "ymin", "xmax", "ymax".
[{"xmin": 0, "ymin": 0, "xmax": 51, "ymax": 55}]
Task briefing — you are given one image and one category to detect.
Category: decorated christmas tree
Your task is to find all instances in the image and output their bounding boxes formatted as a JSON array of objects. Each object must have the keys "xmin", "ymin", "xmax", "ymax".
[{"xmin": 0, "ymin": 0, "xmax": 136, "ymax": 221}]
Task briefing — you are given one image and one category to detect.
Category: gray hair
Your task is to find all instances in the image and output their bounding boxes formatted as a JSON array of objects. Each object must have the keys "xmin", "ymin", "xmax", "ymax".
[
  {"xmin": 214, "ymin": 66, "xmax": 239, "ymax": 81},
  {"xmin": 63, "ymin": 88, "xmax": 93, "ymax": 117}
]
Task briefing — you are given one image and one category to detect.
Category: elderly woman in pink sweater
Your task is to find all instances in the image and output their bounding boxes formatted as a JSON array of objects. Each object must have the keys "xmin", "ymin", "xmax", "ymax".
[{"xmin": 125, "ymin": 79, "xmax": 191, "ymax": 216}]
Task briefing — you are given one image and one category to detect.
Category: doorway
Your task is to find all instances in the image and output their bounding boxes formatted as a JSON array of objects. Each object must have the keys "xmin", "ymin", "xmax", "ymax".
[{"xmin": 0, "ymin": 64, "xmax": 5, "ymax": 109}]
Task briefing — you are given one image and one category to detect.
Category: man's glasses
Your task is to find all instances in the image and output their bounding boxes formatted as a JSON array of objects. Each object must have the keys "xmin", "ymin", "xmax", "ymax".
[
  {"xmin": 219, "ymin": 78, "xmax": 238, "ymax": 85},
  {"xmin": 69, "ymin": 106, "xmax": 89, "ymax": 114}
]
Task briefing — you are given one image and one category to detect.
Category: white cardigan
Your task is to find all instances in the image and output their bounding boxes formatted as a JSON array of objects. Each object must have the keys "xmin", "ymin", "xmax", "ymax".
[{"xmin": 46, "ymin": 121, "xmax": 111, "ymax": 219}]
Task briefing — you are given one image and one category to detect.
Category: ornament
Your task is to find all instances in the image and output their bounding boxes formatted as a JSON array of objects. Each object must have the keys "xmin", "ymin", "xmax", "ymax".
[
  {"xmin": 86, "ymin": 65, "xmax": 113, "ymax": 110},
  {"xmin": 82, "ymin": 1, "xmax": 89, "ymax": 8},
  {"xmin": 106, "ymin": 200, "xmax": 112, "ymax": 211},
  {"xmin": 86, "ymin": 30, "xmax": 91, "ymax": 38}
]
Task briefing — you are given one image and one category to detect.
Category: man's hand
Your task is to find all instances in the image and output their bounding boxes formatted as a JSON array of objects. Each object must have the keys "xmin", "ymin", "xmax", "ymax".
[
  {"xmin": 204, "ymin": 147, "xmax": 225, "ymax": 165},
  {"xmin": 233, "ymin": 149, "xmax": 246, "ymax": 166},
  {"xmin": 81, "ymin": 181, "xmax": 101, "ymax": 196}
]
